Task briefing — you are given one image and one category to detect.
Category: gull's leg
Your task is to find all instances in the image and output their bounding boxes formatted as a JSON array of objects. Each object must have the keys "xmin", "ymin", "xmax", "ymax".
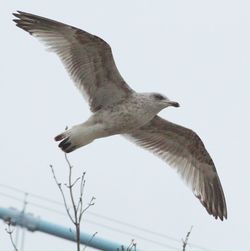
[{"xmin": 54, "ymin": 122, "xmax": 105, "ymax": 153}]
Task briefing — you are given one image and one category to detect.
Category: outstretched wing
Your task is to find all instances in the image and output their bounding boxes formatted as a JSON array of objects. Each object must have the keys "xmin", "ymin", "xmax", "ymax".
[
  {"xmin": 125, "ymin": 116, "xmax": 227, "ymax": 220},
  {"xmin": 13, "ymin": 11, "xmax": 133, "ymax": 112}
]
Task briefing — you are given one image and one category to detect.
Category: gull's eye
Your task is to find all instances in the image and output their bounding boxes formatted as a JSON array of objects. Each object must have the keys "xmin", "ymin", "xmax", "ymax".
[{"xmin": 153, "ymin": 94, "xmax": 165, "ymax": 100}]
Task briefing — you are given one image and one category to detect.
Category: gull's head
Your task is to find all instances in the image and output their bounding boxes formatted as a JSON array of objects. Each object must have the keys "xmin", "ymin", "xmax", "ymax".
[{"xmin": 149, "ymin": 93, "xmax": 180, "ymax": 110}]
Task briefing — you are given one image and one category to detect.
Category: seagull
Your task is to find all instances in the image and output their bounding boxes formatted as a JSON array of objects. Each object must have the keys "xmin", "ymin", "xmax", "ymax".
[{"xmin": 13, "ymin": 11, "xmax": 227, "ymax": 220}]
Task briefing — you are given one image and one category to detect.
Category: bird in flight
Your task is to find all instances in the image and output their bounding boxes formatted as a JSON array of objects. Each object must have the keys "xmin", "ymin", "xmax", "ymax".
[{"xmin": 13, "ymin": 11, "xmax": 227, "ymax": 220}]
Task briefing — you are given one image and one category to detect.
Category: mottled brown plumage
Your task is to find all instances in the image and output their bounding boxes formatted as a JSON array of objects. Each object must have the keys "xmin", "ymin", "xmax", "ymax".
[
  {"xmin": 13, "ymin": 11, "xmax": 133, "ymax": 112},
  {"xmin": 13, "ymin": 11, "xmax": 227, "ymax": 220},
  {"xmin": 126, "ymin": 116, "xmax": 227, "ymax": 220}
]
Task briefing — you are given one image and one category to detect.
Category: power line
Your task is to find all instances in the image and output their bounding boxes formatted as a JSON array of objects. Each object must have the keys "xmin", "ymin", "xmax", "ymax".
[
  {"xmin": 0, "ymin": 207, "xmax": 133, "ymax": 251},
  {"xmin": 0, "ymin": 191, "xmax": 180, "ymax": 250},
  {"xmin": 84, "ymin": 212, "xmax": 214, "ymax": 251},
  {"xmin": 0, "ymin": 184, "xmax": 214, "ymax": 251},
  {"xmin": 83, "ymin": 219, "xmax": 181, "ymax": 251},
  {"xmin": 0, "ymin": 184, "xmax": 62, "ymax": 206}
]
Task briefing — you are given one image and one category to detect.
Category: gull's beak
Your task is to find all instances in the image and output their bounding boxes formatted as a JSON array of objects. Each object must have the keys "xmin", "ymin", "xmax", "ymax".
[{"xmin": 167, "ymin": 101, "xmax": 180, "ymax": 107}]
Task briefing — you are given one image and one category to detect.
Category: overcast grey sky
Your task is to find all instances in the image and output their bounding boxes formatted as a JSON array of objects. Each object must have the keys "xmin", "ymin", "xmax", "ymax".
[{"xmin": 1, "ymin": 0, "xmax": 250, "ymax": 250}]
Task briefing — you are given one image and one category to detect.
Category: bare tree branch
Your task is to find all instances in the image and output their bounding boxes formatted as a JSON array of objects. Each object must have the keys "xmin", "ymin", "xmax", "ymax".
[
  {"xmin": 77, "ymin": 172, "xmax": 86, "ymax": 215},
  {"xmin": 65, "ymin": 153, "xmax": 81, "ymax": 247},
  {"xmin": 82, "ymin": 231, "xmax": 98, "ymax": 251},
  {"xmin": 5, "ymin": 221, "xmax": 19, "ymax": 251},
  {"xmin": 182, "ymin": 226, "xmax": 193, "ymax": 251},
  {"xmin": 50, "ymin": 164, "xmax": 75, "ymax": 224},
  {"xmin": 127, "ymin": 239, "xmax": 137, "ymax": 251},
  {"xmin": 118, "ymin": 239, "xmax": 137, "ymax": 251},
  {"xmin": 79, "ymin": 196, "xmax": 96, "ymax": 222},
  {"xmin": 50, "ymin": 154, "xmax": 96, "ymax": 251}
]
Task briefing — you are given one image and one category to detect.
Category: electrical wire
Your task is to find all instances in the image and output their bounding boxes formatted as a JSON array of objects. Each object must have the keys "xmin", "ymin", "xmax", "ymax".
[
  {"xmin": 0, "ymin": 191, "xmax": 180, "ymax": 250},
  {"xmin": 0, "ymin": 184, "xmax": 214, "ymax": 251}
]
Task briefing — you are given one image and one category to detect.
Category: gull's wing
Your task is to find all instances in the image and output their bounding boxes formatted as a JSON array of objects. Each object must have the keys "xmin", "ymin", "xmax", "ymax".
[
  {"xmin": 125, "ymin": 116, "xmax": 227, "ymax": 220},
  {"xmin": 13, "ymin": 11, "xmax": 133, "ymax": 112}
]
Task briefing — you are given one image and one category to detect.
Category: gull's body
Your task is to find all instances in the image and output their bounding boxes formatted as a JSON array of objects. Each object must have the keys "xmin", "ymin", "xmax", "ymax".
[
  {"xmin": 55, "ymin": 92, "xmax": 178, "ymax": 151},
  {"xmin": 13, "ymin": 11, "xmax": 227, "ymax": 220}
]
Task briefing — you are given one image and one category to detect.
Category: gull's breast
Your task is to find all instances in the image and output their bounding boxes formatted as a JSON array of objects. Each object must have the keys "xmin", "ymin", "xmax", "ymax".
[{"xmin": 94, "ymin": 98, "xmax": 157, "ymax": 134}]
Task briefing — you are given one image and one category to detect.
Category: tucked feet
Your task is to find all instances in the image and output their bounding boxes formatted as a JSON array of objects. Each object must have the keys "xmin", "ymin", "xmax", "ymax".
[
  {"xmin": 54, "ymin": 123, "xmax": 97, "ymax": 153},
  {"xmin": 54, "ymin": 129, "xmax": 79, "ymax": 153}
]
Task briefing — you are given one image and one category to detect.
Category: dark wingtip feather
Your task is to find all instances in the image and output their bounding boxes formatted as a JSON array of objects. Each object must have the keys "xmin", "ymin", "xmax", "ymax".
[
  {"xmin": 13, "ymin": 12, "xmax": 19, "ymax": 17},
  {"xmin": 12, "ymin": 11, "xmax": 24, "ymax": 21},
  {"xmin": 196, "ymin": 193, "xmax": 227, "ymax": 221},
  {"xmin": 12, "ymin": 12, "xmax": 20, "ymax": 24},
  {"xmin": 12, "ymin": 11, "xmax": 36, "ymax": 35}
]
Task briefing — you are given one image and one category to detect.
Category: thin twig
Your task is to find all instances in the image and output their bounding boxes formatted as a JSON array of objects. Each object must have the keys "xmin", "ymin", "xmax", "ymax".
[
  {"xmin": 117, "ymin": 239, "xmax": 137, "ymax": 251},
  {"xmin": 182, "ymin": 226, "xmax": 193, "ymax": 251},
  {"xmin": 127, "ymin": 239, "xmax": 136, "ymax": 251},
  {"xmin": 65, "ymin": 177, "xmax": 81, "ymax": 189},
  {"xmin": 79, "ymin": 196, "xmax": 96, "ymax": 222},
  {"xmin": 51, "ymin": 153, "xmax": 96, "ymax": 251},
  {"xmin": 64, "ymin": 154, "xmax": 80, "ymax": 251},
  {"xmin": 64, "ymin": 153, "xmax": 78, "ymax": 218},
  {"xmin": 5, "ymin": 221, "xmax": 19, "ymax": 251},
  {"xmin": 50, "ymin": 164, "xmax": 75, "ymax": 224},
  {"xmin": 77, "ymin": 172, "xmax": 86, "ymax": 215},
  {"xmin": 82, "ymin": 231, "xmax": 98, "ymax": 251}
]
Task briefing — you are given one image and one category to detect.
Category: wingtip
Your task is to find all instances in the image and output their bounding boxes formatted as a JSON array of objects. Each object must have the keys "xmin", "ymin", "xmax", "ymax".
[
  {"xmin": 13, "ymin": 10, "xmax": 25, "ymax": 15},
  {"xmin": 12, "ymin": 11, "xmax": 24, "ymax": 27},
  {"xmin": 220, "ymin": 210, "xmax": 228, "ymax": 221},
  {"xmin": 12, "ymin": 11, "xmax": 20, "ymax": 23},
  {"xmin": 12, "ymin": 10, "xmax": 34, "ymax": 22},
  {"xmin": 12, "ymin": 10, "xmax": 22, "ymax": 18},
  {"xmin": 216, "ymin": 213, "xmax": 227, "ymax": 221},
  {"xmin": 196, "ymin": 193, "xmax": 227, "ymax": 221},
  {"xmin": 212, "ymin": 207, "xmax": 227, "ymax": 221}
]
